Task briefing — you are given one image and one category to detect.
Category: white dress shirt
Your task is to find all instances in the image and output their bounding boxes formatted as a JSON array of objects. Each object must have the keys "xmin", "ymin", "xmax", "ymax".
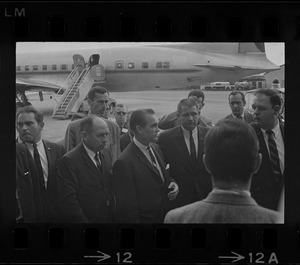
[
  {"xmin": 181, "ymin": 126, "xmax": 198, "ymax": 157},
  {"xmin": 83, "ymin": 143, "xmax": 100, "ymax": 168},
  {"xmin": 133, "ymin": 137, "xmax": 164, "ymax": 182}
]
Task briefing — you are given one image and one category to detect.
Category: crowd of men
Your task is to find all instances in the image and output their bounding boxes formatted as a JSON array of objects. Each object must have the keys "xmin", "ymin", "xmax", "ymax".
[{"xmin": 16, "ymin": 86, "xmax": 284, "ymax": 223}]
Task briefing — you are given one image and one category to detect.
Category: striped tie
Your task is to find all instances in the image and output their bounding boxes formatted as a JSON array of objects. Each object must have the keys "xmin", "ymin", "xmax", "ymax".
[
  {"xmin": 94, "ymin": 152, "xmax": 102, "ymax": 173},
  {"xmin": 266, "ymin": 130, "xmax": 282, "ymax": 176},
  {"xmin": 147, "ymin": 146, "xmax": 160, "ymax": 176}
]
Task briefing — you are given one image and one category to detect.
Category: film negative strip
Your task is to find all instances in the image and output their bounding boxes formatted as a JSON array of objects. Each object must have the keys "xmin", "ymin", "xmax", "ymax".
[{"xmin": 0, "ymin": 1, "xmax": 300, "ymax": 264}]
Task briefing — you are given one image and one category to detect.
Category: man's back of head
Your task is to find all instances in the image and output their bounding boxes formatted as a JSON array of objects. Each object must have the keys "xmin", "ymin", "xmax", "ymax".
[{"xmin": 204, "ymin": 119, "xmax": 261, "ymax": 186}]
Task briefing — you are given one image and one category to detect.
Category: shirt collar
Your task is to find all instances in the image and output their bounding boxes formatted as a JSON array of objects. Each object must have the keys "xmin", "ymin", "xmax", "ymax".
[
  {"xmin": 83, "ymin": 143, "xmax": 97, "ymax": 159},
  {"xmin": 261, "ymin": 119, "xmax": 280, "ymax": 138},
  {"xmin": 133, "ymin": 137, "xmax": 148, "ymax": 151},
  {"xmin": 232, "ymin": 110, "xmax": 245, "ymax": 119},
  {"xmin": 181, "ymin": 125, "xmax": 197, "ymax": 136},
  {"xmin": 24, "ymin": 139, "xmax": 43, "ymax": 148},
  {"xmin": 213, "ymin": 187, "xmax": 251, "ymax": 197}
]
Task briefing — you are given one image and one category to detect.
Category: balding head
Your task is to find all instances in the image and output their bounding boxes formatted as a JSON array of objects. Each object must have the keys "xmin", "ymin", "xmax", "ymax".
[{"xmin": 80, "ymin": 115, "xmax": 109, "ymax": 152}]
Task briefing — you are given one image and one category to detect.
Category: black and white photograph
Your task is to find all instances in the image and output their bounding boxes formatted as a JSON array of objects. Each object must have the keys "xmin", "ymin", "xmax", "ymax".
[{"xmin": 15, "ymin": 42, "xmax": 285, "ymax": 224}]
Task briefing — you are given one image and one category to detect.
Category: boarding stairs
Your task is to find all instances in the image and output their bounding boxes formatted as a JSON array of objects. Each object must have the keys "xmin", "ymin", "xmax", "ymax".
[{"xmin": 52, "ymin": 63, "xmax": 106, "ymax": 119}]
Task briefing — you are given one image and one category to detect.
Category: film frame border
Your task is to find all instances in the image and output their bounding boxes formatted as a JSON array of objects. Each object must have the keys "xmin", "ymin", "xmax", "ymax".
[{"xmin": 0, "ymin": 1, "xmax": 299, "ymax": 264}]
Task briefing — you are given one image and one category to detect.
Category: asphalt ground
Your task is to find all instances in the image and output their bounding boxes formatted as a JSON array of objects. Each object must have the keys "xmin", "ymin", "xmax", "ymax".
[{"xmin": 22, "ymin": 90, "xmax": 234, "ymax": 142}]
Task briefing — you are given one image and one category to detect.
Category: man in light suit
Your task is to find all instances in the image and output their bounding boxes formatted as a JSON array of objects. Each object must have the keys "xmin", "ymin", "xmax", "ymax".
[
  {"xmin": 251, "ymin": 88, "xmax": 284, "ymax": 212},
  {"xmin": 64, "ymin": 86, "xmax": 120, "ymax": 165},
  {"xmin": 164, "ymin": 119, "xmax": 283, "ymax": 223},
  {"xmin": 157, "ymin": 98, "xmax": 212, "ymax": 210},
  {"xmin": 223, "ymin": 90, "xmax": 253, "ymax": 123},
  {"xmin": 57, "ymin": 115, "xmax": 115, "ymax": 223},
  {"xmin": 111, "ymin": 109, "xmax": 179, "ymax": 223},
  {"xmin": 16, "ymin": 106, "xmax": 65, "ymax": 222}
]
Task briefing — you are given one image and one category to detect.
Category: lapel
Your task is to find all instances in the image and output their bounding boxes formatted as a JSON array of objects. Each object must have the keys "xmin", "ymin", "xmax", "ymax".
[
  {"xmin": 131, "ymin": 142, "xmax": 164, "ymax": 183},
  {"xmin": 79, "ymin": 144, "xmax": 105, "ymax": 186},
  {"xmin": 279, "ymin": 120, "xmax": 284, "ymax": 141},
  {"xmin": 150, "ymin": 143, "xmax": 167, "ymax": 183},
  {"xmin": 195, "ymin": 126, "xmax": 205, "ymax": 169},
  {"xmin": 253, "ymin": 125, "xmax": 270, "ymax": 162},
  {"xmin": 177, "ymin": 126, "xmax": 192, "ymax": 165}
]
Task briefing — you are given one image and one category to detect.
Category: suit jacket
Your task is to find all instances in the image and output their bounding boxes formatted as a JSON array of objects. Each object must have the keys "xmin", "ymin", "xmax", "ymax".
[
  {"xmin": 41, "ymin": 140, "xmax": 65, "ymax": 222},
  {"xmin": 250, "ymin": 121, "xmax": 284, "ymax": 211},
  {"xmin": 57, "ymin": 143, "xmax": 115, "ymax": 223},
  {"xmin": 224, "ymin": 110, "xmax": 254, "ymax": 123},
  {"xmin": 120, "ymin": 132, "xmax": 132, "ymax": 152},
  {"xmin": 158, "ymin": 110, "xmax": 213, "ymax": 130},
  {"xmin": 164, "ymin": 191, "xmax": 283, "ymax": 223},
  {"xmin": 157, "ymin": 125, "xmax": 212, "ymax": 209},
  {"xmin": 64, "ymin": 117, "xmax": 120, "ymax": 165},
  {"xmin": 111, "ymin": 142, "xmax": 173, "ymax": 223},
  {"xmin": 16, "ymin": 143, "xmax": 43, "ymax": 223}
]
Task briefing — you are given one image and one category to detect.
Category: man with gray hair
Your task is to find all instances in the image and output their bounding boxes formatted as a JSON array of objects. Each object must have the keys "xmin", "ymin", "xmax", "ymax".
[{"xmin": 57, "ymin": 115, "xmax": 115, "ymax": 223}]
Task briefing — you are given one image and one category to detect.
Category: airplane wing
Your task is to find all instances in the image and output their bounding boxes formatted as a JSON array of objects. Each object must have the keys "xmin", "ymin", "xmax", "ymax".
[
  {"xmin": 16, "ymin": 78, "xmax": 62, "ymax": 93},
  {"xmin": 193, "ymin": 64, "xmax": 280, "ymax": 72},
  {"xmin": 193, "ymin": 64, "xmax": 242, "ymax": 71}
]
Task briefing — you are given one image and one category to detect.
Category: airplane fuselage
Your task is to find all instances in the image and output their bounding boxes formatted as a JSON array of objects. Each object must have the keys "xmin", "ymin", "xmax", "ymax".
[{"xmin": 16, "ymin": 44, "xmax": 279, "ymax": 92}]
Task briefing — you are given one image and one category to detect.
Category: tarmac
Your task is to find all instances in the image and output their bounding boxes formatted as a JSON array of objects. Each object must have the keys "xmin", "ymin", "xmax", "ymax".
[{"xmin": 24, "ymin": 90, "xmax": 233, "ymax": 143}]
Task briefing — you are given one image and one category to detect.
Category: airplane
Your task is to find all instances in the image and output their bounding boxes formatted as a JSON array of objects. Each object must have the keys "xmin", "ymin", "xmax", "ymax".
[{"xmin": 16, "ymin": 42, "xmax": 280, "ymax": 117}]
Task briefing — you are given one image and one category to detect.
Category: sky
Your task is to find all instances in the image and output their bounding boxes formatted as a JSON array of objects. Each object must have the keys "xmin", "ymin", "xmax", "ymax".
[{"xmin": 16, "ymin": 42, "xmax": 285, "ymax": 66}]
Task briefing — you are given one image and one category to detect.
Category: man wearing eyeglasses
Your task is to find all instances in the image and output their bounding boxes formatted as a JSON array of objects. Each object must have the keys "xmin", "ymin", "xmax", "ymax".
[{"xmin": 114, "ymin": 104, "xmax": 129, "ymax": 135}]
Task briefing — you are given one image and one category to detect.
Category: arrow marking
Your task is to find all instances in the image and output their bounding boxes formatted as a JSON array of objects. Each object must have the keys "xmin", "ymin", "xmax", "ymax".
[
  {"xmin": 219, "ymin": 251, "xmax": 245, "ymax": 263},
  {"xmin": 84, "ymin": 250, "xmax": 111, "ymax": 263}
]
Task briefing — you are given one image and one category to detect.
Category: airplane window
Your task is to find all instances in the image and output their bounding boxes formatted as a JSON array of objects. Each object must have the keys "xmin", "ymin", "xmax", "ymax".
[
  {"xmin": 115, "ymin": 61, "xmax": 123, "ymax": 70},
  {"xmin": 52, "ymin": 65, "xmax": 57, "ymax": 70},
  {"xmin": 258, "ymin": 81, "xmax": 262, "ymax": 89},
  {"xmin": 61, "ymin": 64, "xmax": 67, "ymax": 70},
  {"xmin": 156, "ymin": 62, "xmax": 162, "ymax": 68},
  {"xmin": 142, "ymin": 62, "xmax": 148, "ymax": 69},
  {"xmin": 25, "ymin": 65, "xmax": 30, "ymax": 71},
  {"xmin": 33, "ymin": 65, "xmax": 38, "ymax": 71},
  {"xmin": 42, "ymin": 65, "xmax": 47, "ymax": 70},
  {"xmin": 128, "ymin": 62, "xmax": 135, "ymax": 69},
  {"xmin": 16, "ymin": 66, "xmax": 21, "ymax": 71},
  {"xmin": 163, "ymin": 62, "xmax": 170, "ymax": 68}
]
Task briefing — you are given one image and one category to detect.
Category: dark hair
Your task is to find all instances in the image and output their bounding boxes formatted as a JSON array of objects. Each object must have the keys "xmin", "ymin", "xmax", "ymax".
[
  {"xmin": 80, "ymin": 115, "xmax": 97, "ymax": 133},
  {"xmin": 130, "ymin": 109, "xmax": 155, "ymax": 133},
  {"xmin": 188, "ymin": 90, "xmax": 205, "ymax": 101},
  {"xmin": 204, "ymin": 119, "xmax": 259, "ymax": 182},
  {"xmin": 87, "ymin": 86, "xmax": 109, "ymax": 101},
  {"xmin": 254, "ymin": 88, "xmax": 282, "ymax": 108},
  {"xmin": 16, "ymin": 105, "xmax": 43, "ymax": 123},
  {"xmin": 177, "ymin": 98, "xmax": 199, "ymax": 114},
  {"xmin": 228, "ymin": 90, "xmax": 246, "ymax": 104}
]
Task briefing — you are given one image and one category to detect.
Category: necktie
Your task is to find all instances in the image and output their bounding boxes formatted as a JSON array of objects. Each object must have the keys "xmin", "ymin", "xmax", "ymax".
[
  {"xmin": 266, "ymin": 130, "xmax": 282, "ymax": 177},
  {"xmin": 147, "ymin": 146, "xmax": 160, "ymax": 176},
  {"xmin": 189, "ymin": 130, "xmax": 197, "ymax": 166},
  {"xmin": 33, "ymin": 143, "xmax": 46, "ymax": 190},
  {"xmin": 94, "ymin": 152, "xmax": 102, "ymax": 173}
]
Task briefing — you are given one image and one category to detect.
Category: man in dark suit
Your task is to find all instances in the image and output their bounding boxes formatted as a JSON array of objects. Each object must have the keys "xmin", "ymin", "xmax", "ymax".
[
  {"xmin": 157, "ymin": 98, "xmax": 212, "ymax": 210},
  {"xmin": 111, "ymin": 109, "xmax": 179, "ymax": 223},
  {"xmin": 164, "ymin": 119, "xmax": 282, "ymax": 223},
  {"xmin": 64, "ymin": 86, "xmax": 120, "ymax": 165},
  {"xmin": 16, "ymin": 143, "xmax": 43, "ymax": 223},
  {"xmin": 16, "ymin": 106, "xmax": 65, "ymax": 222},
  {"xmin": 57, "ymin": 115, "xmax": 115, "ymax": 223},
  {"xmin": 251, "ymin": 88, "xmax": 284, "ymax": 212},
  {"xmin": 158, "ymin": 89, "xmax": 213, "ymax": 130},
  {"xmin": 223, "ymin": 90, "xmax": 253, "ymax": 123}
]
